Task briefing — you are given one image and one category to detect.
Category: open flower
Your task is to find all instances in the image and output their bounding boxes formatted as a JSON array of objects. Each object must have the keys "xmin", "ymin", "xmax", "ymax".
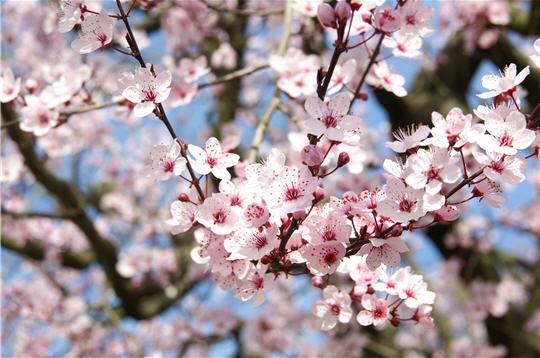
[
  {"xmin": 121, "ymin": 65, "xmax": 172, "ymax": 117},
  {"xmin": 477, "ymin": 63, "xmax": 530, "ymax": 100},
  {"xmin": 71, "ymin": 9, "xmax": 116, "ymax": 54},
  {"xmin": 188, "ymin": 137, "xmax": 240, "ymax": 180},
  {"xmin": 311, "ymin": 285, "xmax": 353, "ymax": 331}
]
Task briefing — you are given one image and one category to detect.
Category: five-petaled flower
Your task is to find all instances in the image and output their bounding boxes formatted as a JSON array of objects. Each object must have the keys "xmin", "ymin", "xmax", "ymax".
[
  {"xmin": 71, "ymin": 9, "xmax": 116, "ymax": 54},
  {"xmin": 121, "ymin": 65, "xmax": 172, "ymax": 117},
  {"xmin": 188, "ymin": 137, "xmax": 240, "ymax": 180}
]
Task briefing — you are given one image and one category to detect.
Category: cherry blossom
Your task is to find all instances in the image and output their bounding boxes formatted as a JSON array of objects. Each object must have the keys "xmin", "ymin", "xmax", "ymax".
[
  {"xmin": 121, "ymin": 65, "xmax": 172, "ymax": 117},
  {"xmin": 224, "ymin": 224, "xmax": 278, "ymax": 261},
  {"xmin": 304, "ymin": 92, "xmax": 363, "ymax": 144},
  {"xmin": 0, "ymin": 67, "xmax": 21, "ymax": 103},
  {"xmin": 530, "ymin": 38, "xmax": 540, "ymax": 68},
  {"xmin": 476, "ymin": 63, "xmax": 530, "ymax": 100},
  {"xmin": 166, "ymin": 199, "xmax": 197, "ymax": 235},
  {"xmin": 195, "ymin": 194, "xmax": 240, "ymax": 235},
  {"xmin": 265, "ymin": 166, "xmax": 318, "ymax": 214},
  {"xmin": 378, "ymin": 177, "xmax": 425, "ymax": 223},
  {"xmin": 394, "ymin": 267, "xmax": 436, "ymax": 309},
  {"xmin": 358, "ymin": 236, "xmax": 409, "ymax": 270},
  {"xmin": 383, "ymin": 32, "xmax": 423, "ymax": 59},
  {"xmin": 430, "ymin": 107, "xmax": 484, "ymax": 149},
  {"xmin": 70, "ymin": 9, "xmax": 116, "ymax": 54},
  {"xmin": 269, "ymin": 47, "xmax": 319, "ymax": 98},
  {"xmin": 143, "ymin": 141, "xmax": 187, "ymax": 181},
  {"xmin": 235, "ymin": 263, "xmax": 274, "ymax": 307},
  {"xmin": 475, "ymin": 107, "xmax": 535, "ymax": 155},
  {"xmin": 386, "ymin": 124, "xmax": 431, "ymax": 153},
  {"xmin": 311, "ymin": 285, "xmax": 353, "ymax": 331},
  {"xmin": 58, "ymin": 0, "xmax": 88, "ymax": 33},
  {"xmin": 356, "ymin": 295, "xmax": 390, "ymax": 326},
  {"xmin": 19, "ymin": 92, "xmax": 59, "ymax": 136},
  {"xmin": 472, "ymin": 151, "xmax": 527, "ymax": 185},
  {"xmin": 370, "ymin": 61, "xmax": 407, "ymax": 97},
  {"xmin": 396, "ymin": 0, "xmax": 434, "ymax": 37},
  {"xmin": 188, "ymin": 137, "xmax": 240, "ymax": 180}
]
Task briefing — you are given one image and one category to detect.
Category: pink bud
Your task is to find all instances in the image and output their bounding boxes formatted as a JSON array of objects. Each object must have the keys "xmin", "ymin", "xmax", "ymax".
[
  {"xmin": 317, "ymin": 3, "xmax": 337, "ymax": 28},
  {"xmin": 25, "ymin": 78, "xmax": 38, "ymax": 93},
  {"xmin": 312, "ymin": 276, "xmax": 324, "ymax": 288},
  {"xmin": 177, "ymin": 193, "xmax": 190, "ymax": 202},
  {"xmin": 312, "ymin": 186, "xmax": 325, "ymax": 205},
  {"xmin": 337, "ymin": 152, "xmax": 350, "ymax": 167},
  {"xmin": 301, "ymin": 145, "xmax": 324, "ymax": 167},
  {"xmin": 335, "ymin": 1, "xmax": 352, "ymax": 25}
]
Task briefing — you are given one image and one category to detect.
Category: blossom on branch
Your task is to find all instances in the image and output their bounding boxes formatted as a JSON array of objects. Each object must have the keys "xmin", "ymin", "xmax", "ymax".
[
  {"xmin": 121, "ymin": 65, "xmax": 172, "ymax": 117},
  {"xmin": 188, "ymin": 137, "xmax": 240, "ymax": 180},
  {"xmin": 70, "ymin": 9, "xmax": 116, "ymax": 54}
]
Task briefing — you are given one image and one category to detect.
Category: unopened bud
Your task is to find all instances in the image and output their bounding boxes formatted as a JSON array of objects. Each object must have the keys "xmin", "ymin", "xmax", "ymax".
[
  {"xmin": 390, "ymin": 316, "xmax": 401, "ymax": 327},
  {"xmin": 335, "ymin": 1, "xmax": 352, "ymax": 25},
  {"xmin": 177, "ymin": 193, "xmax": 190, "ymax": 202},
  {"xmin": 317, "ymin": 3, "xmax": 337, "ymax": 28},
  {"xmin": 337, "ymin": 152, "xmax": 350, "ymax": 167},
  {"xmin": 312, "ymin": 276, "xmax": 325, "ymax": 288}
]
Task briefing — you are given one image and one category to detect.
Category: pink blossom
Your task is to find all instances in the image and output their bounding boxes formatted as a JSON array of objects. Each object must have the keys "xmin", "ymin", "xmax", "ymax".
[
  {"xmin": 370, "ymin": 61, "xmax": 407, "ymax": 97},
  {"xmin": 472, "ymin": 151, "xmax": 527, "ymax": 185},
  {"xmin": 224, "ymin": 224, "xmax": 278, "ymax": 261},
  {"xmin": 378, "ymin": 177, "xmax": 425, "ymax": 223},
  {"xmin": 269, "ymin": 48, "xmax": 319, "ymax": 98},
  {"xmin": 166, "ymin": 200, "xmax": 197, "ymax": 235},
  {"xmin": 530, "ymin": 38, "xmax": 540, "ymax": 68},
  {"xmin": 372, "ymin": 6, "xmax": 403, "ymax": 33},
  {"xmin": 301, "ymin": 241, "xmax": 346, "ymax": 276},
  {"xmin": 302, "ymin": 206, "xmax": 352, "ymax": 245},
  {"xmin": 0, "ymin": 67, "xmax": 21, "ymax": 103},
  {"xmin": 195, "ymin": 194, "xmax": 240, "ymax": 235},
  {"xmin": 357, "ymin": 295, "xmax": 390, "ymax": 326},
  {"xmin": 311, "ymin": 285, "xmax": 353, "ymax": 330},
  {"xmin": 188, "ymin": 137, "xmax": 240, "ymax": 180},
  {"xmin": 235, "ymin": 263, "xmax": 274, "ymax": 307},
  {"xmin": 477, "ymin": 63, "xmax": 530, "ymax": 99},
  {"xmin": 473, "ymin": 179, "xmax": 504, "ymax": 208},
  {"xmin": 266, "ymin": 166, "xmax": 318, "ymax": 214},
  {"xmin": 143, "ymin": 141, "xmax": 187, "ymax": 181},
  {"xmin": 386, "ymin": 124, "xmax": 431, "ymax": 153},
  {"xmin": 393, "ymin": 267, "xmax": 435, "ymax": 309},
  {"xmin": 211, "ymin": 42, "xmax": 237, "ymax": 70},
  {"xmin": 430, "ymin": 107, "xmax": 484, "ymax": 148},
  {"xmin": 396, "ymin": 0, "xmax": 434, "ymax": 37},
  {"xmin": 383, "ymin": 32, "xmax": 423, "ymax": 59},
  {"xmin": 304, "ymin": 92, "xmax": 362, "ymax": 144},
  {"xmin": 121, "ymin": 65, "xmax": 172, "ymax": 117},
  {"xmin": 20, "ymin": 93, "xmax": 59, "ymax": 136},
  {"xmin": 358, "ymin": 236, "xmax": 409, "ymax": 270},
  {"xmin": 58, "ymin": 0, "xmax": 87, "ymax": 33},
  {"xmin": 475, "ymin": 107, "xmax": 535, "ymax": 155},
  {"xmin": 70, "ymin": 9, "xmax": 116, "ymax": 54}
]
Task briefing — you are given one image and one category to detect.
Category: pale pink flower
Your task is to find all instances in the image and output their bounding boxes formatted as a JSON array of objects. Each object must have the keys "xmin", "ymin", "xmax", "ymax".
[
  {"xmin": 472, "ymin": 151, "xmax": 527, "ymax": 185},
  {"xmin": 372, "ymin": 6, "xmax": 403, "ymax": 33},
  {"xmin": 430, "ymin": 107, "xmax": 484, "ymax": 148},
  {"xmin": 211, "ymin": 42, "xmax": 237, "ymax": 70},
  {"xmin": 378, "ymin": 177, "xmax": 425, "ymax": 223},
  {"xmin": 396, "ymin": 0, "xmax": 434, "ymax": 37},
  {"xmin": 327, "ymin": 59, "xmax": 357, "ymax": 95},
  {"xmin": 269, "ymin": 48, "xmax": 319, "ymax": 98},
  {"xmin": 266, "ymin": 166, "xmax": 318, "ymax": 214},
  {"xmin": 235, "ymin": 263, "xmax": 274, "ymax": 307},
  {"xmin": 311, "ymin": 285, "xmax": 353, "ymax": 331},
  {"xmin": 195, "ymin": 194, "xmax": 240, "ymax": 235},
  {"xmin": 166, "ymin": 200, "xmax": 197, "ymax": 235},
  {"xmin": 383, "ymin": 32, "xmax": 423, "ymax": 59},
  {"xmin": 0, "ymin": 67, "xmax": 21, "ymax": 103},
  {"xmin": 70, "ymin": 9, "xmax": 116, "ymax": 54},
  {"xmin": 143, "ymin": 141, "xmax": 187, "ymax": 181},
  {"xmin": 188, "ymin": 137, "xmax": 240, "ymax": 180},
  {"xmin": 169, "ymin": 79, "xmax": 198, "ymax": 107},
  {"xmin": 304, "ymin": 92, "xmax": 362, "ymax": 144},
  {"xmin": 386, "ymin": 124, "xmax": 430, "ymax": 153},
  {"xmin": 475, "ymin": 107, "xmax": 535, "ymax": 155},
  {"xmin": 301, "ymin": 242, "xmax": 346, "ymax": 276},
  {"xmin": 371, "ymin": 61, "xmax": 407, "ymax": 97},
  {"xmin": 224, "ymin": 224, "xmax": 278, "ymax": 261},
  {"xmin": 477, "ymin": 63, "xmax": 530, "ymax": 99},
  {"xmin": 302, "ymin": 207, "xmax": 352, "ymax": 245},
  {"xmin": 393, "ymin": 267, "xmax": 435, "ymax": 309},
  {"xmin": 121, "ymin": 65, "xmax": 172, "ymax": 117},
  {"xmin": 473, "ymin": 179, "xmax": 504, "ymax": 208},
  {"xmin": 358, "ymin": 236, "xmax": 409, "ymax": 270},
  {"xmin": 357, "ymin": 295, "xmax": 390, "ymax": 326},
  {"xmin": 176, "ymin": 55, "xmax": 210, "ymax": 83},
  {"xmin": 530, "ymin": 38, "xmax": 540, "ymax": 68},
  {"xmin": 294, "ymin": 0, "xmax": 323, "ymax": 18},
  {"xmin": 20, "ymin": 93, "xmax": 59, "ymax": 136},
  {"xmin": 58, "ymin": 0, "xmax": 87, "ymax": 33}
]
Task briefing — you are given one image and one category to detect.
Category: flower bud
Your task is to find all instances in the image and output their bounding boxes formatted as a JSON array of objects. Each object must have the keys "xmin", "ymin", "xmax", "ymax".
[
  {"xmin": 312, "ymin": 186, "xmax": 325, "ymax": 205},
  {"xmin": 335, "ymin": 1, "xmax": 352, "ymax": 25},
  {"xmin": 312, "ymin": 276, "xmax": 325, "ymax": 288},
  {"xmin": 301, "ymin": 145, "xmax": 324, "ymax": 167},
  {"xmin": 337, "ymin": 152, "xmax": 350, "ymax": 167},
  {"xmin": 317, "ymin": 3, "xmax": 337, "ymax": 28},
  {"xmin": 177, "ymin": 193, "xmax": 190, "ymax": 202}
]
